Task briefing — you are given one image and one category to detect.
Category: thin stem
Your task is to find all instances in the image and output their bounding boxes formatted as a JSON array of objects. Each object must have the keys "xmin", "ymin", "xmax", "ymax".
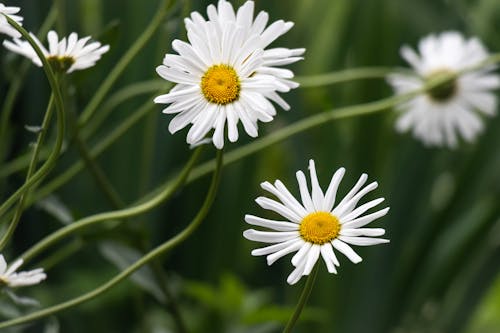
[
  {"xmin": 282, "ymin": 265, "xmax": 319, "ymax": 333},
  {"xmin": 0, "ymin": 149, "xmax": 224, "ymax": 329},
  {"xmin": 73, "ymin": 133, "xmax": 124, "ymax": 208},
  {"xmin": 0, "ymin": 95, "xmax": 55, "ymax": 249},
  {"xmin": 296, "ymin": 67, "xmax": 398, "ymax": 88},
  {"xmin": 138, "ymin": 109, "xmax": 159, "ymax": 195},
  {"xmin": 77, "ymin": 0, "xmax": 172, "ymax": 127},
  {"xmin": 0, "ymin": 17, "xmax": 66, "ymax": 219},
  {"xmin": 0, "ymin": 4, "xmax": 57, "ymax": 166},
  {"xmin": 81, "ymin": 80, "xmax": 168, "ymax": 140},
  {"xmin": 16, "ymin": 67, "xmax": 455, "ymax": 257},
  {"xmin": 20, "ymin": 146, "xmax": 204, "ymax": 263},
  {"xmin": 0, "ymin": 81, "xmax": 166, "ymax": 180},
  {"xmin": 32, "ymin": 98, "xmax": 155, "ymax": 204}
]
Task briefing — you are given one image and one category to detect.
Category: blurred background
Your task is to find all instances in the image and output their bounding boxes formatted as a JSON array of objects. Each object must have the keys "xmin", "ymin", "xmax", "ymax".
[{"xmin": 1, "ymin": 0, "xmax": 499, "ymax": 332}]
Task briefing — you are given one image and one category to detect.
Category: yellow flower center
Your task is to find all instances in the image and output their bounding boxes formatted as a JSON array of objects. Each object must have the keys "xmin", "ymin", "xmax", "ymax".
[
  {"xmin": 201, "ymin": 64, "xmax": 240, "ymax": 105},
  {"xmin": 299, "ymin": 211, "xmax": 340, "ymax": 245},
  {"xmin": 47, "ymin": 55, "xmax": 75, "ymax": 73},
  {"xmin": 426, "ymin": 69, "xmax": 457, "ymax": 103}
]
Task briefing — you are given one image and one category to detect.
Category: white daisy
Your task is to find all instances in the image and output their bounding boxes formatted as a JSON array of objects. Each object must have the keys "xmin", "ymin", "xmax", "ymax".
[
  {"xmin": 0, "ymin": 3, "xmax": 23, "ymax": 39},
  {"xmin": 3, "ymin": 30, "xmax": 110, "ymax": 73},
  {"xmin": 154, "ymin": 0, "xmax": 305, "ymax": 149},
  {"xmin": 387, "ymin": 31, "xmax": 500, "ymax": 148},
  {"xmin": 0, "ymin": 255, "xmax": 46, "ymax": 288},
  {"xmin": 243, "ymin": 160, "xmax": 390, "ymax": 285}
]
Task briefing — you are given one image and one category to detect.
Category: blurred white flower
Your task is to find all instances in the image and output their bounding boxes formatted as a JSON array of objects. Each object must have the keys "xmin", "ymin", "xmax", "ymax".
[
  {"xmin": 0, "ymin": 3, "xmax": 23, "ymax": 39},
  {"xmin": 244, "ymin": 160, "xmax": 389, "ymax": 285},
  {"xmin": 154, "ymin": 0, "xmax": 304, "ymax": 149},
  {"xmin": 3, "ymin": 30, "xmax": 109, "ymax": 73},
  {"xmin": 388, "ymin": 31, "xmax": 500, "ymax": 148},
  {"xmin": 0, "ymin": 255, "xmax": 46, "ymax": 288}
]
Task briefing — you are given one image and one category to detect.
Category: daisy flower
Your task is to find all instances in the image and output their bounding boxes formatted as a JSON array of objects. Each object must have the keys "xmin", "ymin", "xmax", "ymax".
[
  {"xmin": 3, "ymin": 30, "xmax": 110, "ymax": 73},
  {"xmin": 0, "ymin": 3, "xmax": 23, "ymax": 39},
  {"xmin": 243, "ymin": 160, "xmax": 390, "ymax": 285},
  {"xmin": 0, "ymin": 255, "xmax": 46, "ymax": 288},
  {"xmin": 387, "ymin": 31, "xmax": 500, "ymax": 148},
  {"xmin": 154, "ymin": 0, "xmax": 305, "ymax": 149}
]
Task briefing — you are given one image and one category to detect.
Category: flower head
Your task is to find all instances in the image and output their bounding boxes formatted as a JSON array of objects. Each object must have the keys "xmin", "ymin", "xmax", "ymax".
[
  {"xmin": 154, "ymin": 0, "xmax": 305, "ymax": 149},
  {"xmin": 243, "ymin": 160, "xmax": 389, "ymax": 285},
  {"xmin": 3, "ymin": 30, "xmax": 110, "ymax": 73},
  {"xmin": 388, "ymin": 31, "xmax": 500, "ymax": 148},
  {"xmin": 0, "ymin": 255, "xmax": 46, "ymax": 288},
  {"xmin": 0, "ymin": 3, "xmax": 23, "ymax": 39}
]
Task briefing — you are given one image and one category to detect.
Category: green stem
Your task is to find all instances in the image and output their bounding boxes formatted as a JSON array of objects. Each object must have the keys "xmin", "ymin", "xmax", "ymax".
[
  {"xmin": 16, "ymin": 68, "xmax": 454, "ymax": 258},
  {"xmin": 0, "ymin": 17, "xmax": 65, "ymax": 220},
  {"xmin": 20, "ymin": 146, "xmax": 204, "ymax": 263},
  {"xmin": 32, "ymin": 98, "xmax": 156, "ymax": 203},
  {"xmin": 282, "ymin": 265, "xmax": 319, "ymax": 333},
  {"xmin": 296, "ymin": 67, "xmax": 398, "ymax": 88},
  {"xmin": 81, "ymin": 80, "xmax": 168, "ymax": 140},
  {"xmin": 0, "ymin": 149, "xmax": 223, "ymax": 329},
  {"xmin": 77, "ymin": 0, "xmax": 172, "ymax": 127},
  {"xmin": 0, "ymin": 4, "xmax": 57, "ymax": 166},
  {"xmin": 138, "ymin": 109, "xmax": 159, "ymax": 195},
  {"xmin": 73, "ymin": 131, "xmax": 124, "ymax": 208},
  {"xmin": 0, "ymin": 95, "xmax": 55, "ymax": 249},
  {"xmin": 0, "ymin": 81, "xmax": 167, "ymax": 180}
]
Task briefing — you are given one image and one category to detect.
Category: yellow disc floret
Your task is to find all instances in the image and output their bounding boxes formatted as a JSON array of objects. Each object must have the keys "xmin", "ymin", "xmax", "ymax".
[
  {"xmin": 47, "ymin": 55, "xmax": 75, "ymax": 73},
  {"xmin": 201, "ymin": 64, "xmax": 240, "ymax": 105},
  {"xmin": 299, "ymin": 211, "xmax": 340, "ymax": 245}
]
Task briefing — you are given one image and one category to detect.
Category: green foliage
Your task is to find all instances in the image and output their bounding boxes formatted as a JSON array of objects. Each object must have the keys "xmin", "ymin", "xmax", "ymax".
[{"xmin": 0, "ymin": 0, "xmax": 499, "ymax": 332}]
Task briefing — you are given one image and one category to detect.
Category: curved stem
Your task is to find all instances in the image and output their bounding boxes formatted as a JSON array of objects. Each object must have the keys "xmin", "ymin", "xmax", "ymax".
[
  {"xmin": 0, "ymin": 81, "xmax": 166, "ymax": 180},
  {"xmin": 282, "ymin": 265, "xmax": 319, "ymax": 333},
  {"xmin": 0, "ymin": 149, "xmax": 223, "ymax": 329},
  {"xmin": 77, "ymin": 0, "xmax": 172, "ymax": 127},
  {"xmin": 20, "ymin": 146, "xmax": 204, "ymax": 263},
  {"xmin": 15, "ymin": 52, "xmax": 500, "ymax": 257},
  {"xmin": 81, "ymin": 80, "xmax": 168, "ymax": 139},
  {"xmin": 0, "ymin": 17, "xmax": 65, "ymax": 219},
  {"xmin": 15, "ymin": 66, "xmax": 454, "ymax": 258},
  {"xmin": 0, "ymin": 4, "xmax": 57, "ymax": 166},
  {"xmin": 32, "ymin": 98, "xmax": 156, "ymax": 203},
  {"xmin": 296, "ymin": 67, "xmax": 398, "ymax": 88},
  {"xmin": 0, "ymin": 95, "xmax": 55, "ymax": 249}
]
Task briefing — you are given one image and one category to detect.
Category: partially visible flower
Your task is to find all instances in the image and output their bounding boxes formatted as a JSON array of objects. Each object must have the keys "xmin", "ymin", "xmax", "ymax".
[
  {"xmin": 154, "ymin": 0, "xmax": 304, "ymax": 149},
  {"xmin": 0, "ymin": 255, "xmax": 46, "ymax": 288},
  {"xmin": 243, "ymin": 160, "xmax": 389, "ymax": 285},
  {"xmin": 3, "ymin": 30, "xmax": 109, "ymax": 73},
  {"xmin": 387, "ymin": 31, "xmax": 500, "ymax": 148},
  {"xmin": 0, "ymin": 3, "xmax": 23, "ymax": 39}
]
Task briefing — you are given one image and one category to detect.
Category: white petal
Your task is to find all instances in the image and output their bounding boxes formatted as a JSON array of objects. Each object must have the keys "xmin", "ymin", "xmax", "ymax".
[
  {"xmin": 243, "ymin": 229, "xmax": 298, "ymax": 243},
  {"xmin": 308, "ymin": 160, "xmax": 325, "ymax": 211},
  {"xmin": 303, "ymin": 244, "xmax": 320, "ymax": 275},
  {"xmin": 332, "ymin": 239, "xmax": 362, "ymax": 264},
  {"xmin": 244, "ymin": 214, "xmax": 299, "ymax": 231},
  {"xmin": 342, "ymin": 207, "xmax": 390, "ymax": 229},
  {"xmin": 266, "ymin": 239, "xmax": 304, "ymax": 265},
  {"xmin": 338, "ymin": 236, "xmax": 390, "ymax": 246},
  {"xmin": 291, "ymin": 242, "xmax": 312, "ymax": 266},
  {"xmin": 296, "ymin": 170, "xmax": 315, "ymax": 212},
  {"xmin": 255, "ymin": 196, "xmax": 302, "ymax": 223},
  {"xmin": 251, "ymin": 238, "xmax": 302, "ymax": 256},
  {"xmin": 323, "ymin": 167, "xmax": 345, "ymax": 212},
  {"xmin": 340, "ymin": 228, "xmax": 386, "ymax": 237}
]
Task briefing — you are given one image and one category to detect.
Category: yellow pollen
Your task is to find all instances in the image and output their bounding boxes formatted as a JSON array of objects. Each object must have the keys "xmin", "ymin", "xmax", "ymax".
[
  {"xmin": 299, "ymin": 211, "xmax": 340, "ymax": 245},
  {"xmin": 201, "ymin": 64, "xmax": 240, "ymax": 105}
]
